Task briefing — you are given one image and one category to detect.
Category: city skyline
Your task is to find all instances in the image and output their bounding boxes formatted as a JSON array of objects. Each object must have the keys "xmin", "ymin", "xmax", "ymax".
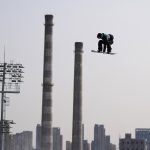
[
  {"xmin": 4, "ymin": 124, "xmax": 150, "ymax": 150},
  {"xmin": 3, "ymin": 123, "xmax": 115, "ymax": 150},
  {"xmin": 1, "ymin": 0, "xmax": 150, "ymax": 147},
  {"xmin": 6, "ymin": 125, "xmax": 150, "ymax": 150}
]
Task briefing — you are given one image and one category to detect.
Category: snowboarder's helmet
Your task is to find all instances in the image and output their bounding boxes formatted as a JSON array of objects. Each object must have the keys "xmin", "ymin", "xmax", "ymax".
[{"xmin": 97, "ymin": 33, "xmax": 102, "ymax": 38}]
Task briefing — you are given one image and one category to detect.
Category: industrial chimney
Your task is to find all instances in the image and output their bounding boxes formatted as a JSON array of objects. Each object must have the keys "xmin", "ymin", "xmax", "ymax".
[
  {"xmin": 41, "ymin": 15, "xmax": 53, "ymax": 150},
  {"xmin": 72, "ymin": 42, "xmax": 83, "ymax": 150}
]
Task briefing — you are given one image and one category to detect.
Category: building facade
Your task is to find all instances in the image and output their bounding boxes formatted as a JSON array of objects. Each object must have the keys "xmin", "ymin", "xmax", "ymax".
[
  {"xmin": 53, "ymin": 127, "xmax": 63, "ymax": 150},
  {"xmin": 136, "ymin": 128, "xmax": 150, "ymax": 150},
  {"xmin": 93, "ymin": 124, "xmax": 106, "ymax": 150},
  {"xmin": 36, "ymin": 124, "xmax": 41, "ymax": 150},
  {"xmin": 119, "ymin": 133, "xmax": 147, "ymax": 150},
  {"xmin": 4, "ymin": 131, "xmax": 33, "ymax": 150},
  {"xmin": 66, "ymin": 141, "xmax": 72, "ymax": 150},
  {"xmin": 36, "ymin": 124, "xmax": 63, "ymax": 150},
  {"xmin": 91, "ymin": 124, "xmax": 116, "ymax": 150},
  {"xmin": 83, "ymin": 140, "xmax": 90, "ymax": 150}
]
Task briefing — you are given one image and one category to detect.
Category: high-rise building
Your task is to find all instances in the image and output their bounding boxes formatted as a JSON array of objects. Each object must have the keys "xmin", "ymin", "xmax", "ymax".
[
  {"xmin": 119, "ymin": 133, "xmax": 147, "ymax": 150},
  {"xmin": 36, "ymin": 124, "xmax": 41, "ymax": 150},
  {"xmin": 136, "ymin": 128, "xmax": 150, "ymax": 150},
  {"xmin": 4, "ymin": 131, "xmax": 33, "ymax": 150},
  {"xmin": 105, "ymin": 136, "xmax": 110, "ymax": 150},
  {"xmin": 110, "ymin": 144, "xmax": 116, "ymax": 150},
  {"xmin": 4, "ymin": 134, "xmax": 14, "ymax": 150},
  {"xmin": 91, "ymin": 140, "xmax": 94, "ymax": 150},
  {"xmin": 16, "ymin": 131, "xmax": 33, "ymax": 150},
  {"xmin": 105, "ymin": 136, "xmax": 116, "ymax": 150},
  {"xmin": 22, "ymin": 131, "xmax": 33, "ymax": 150},
  {"xmin": 91, "ymin": 124, "xmax": 116, "ymax": 150},
  {"xmin": 53, "ymin": 127, "xmax": 63, "ymax": 150},
  {"xmin": 83, "ymin": 140, "xmax": 90, "ymax": 150},
  {"xmin": 93, "ymin": 124, "xmax": 105, "ymax": 150},
  {"xmin": 66, "ymin": 141, "xmax": 72, "ymax": 150},
  {"xmin": 36, "ymin": 124, "xmax": 63, "ymax": 150}
]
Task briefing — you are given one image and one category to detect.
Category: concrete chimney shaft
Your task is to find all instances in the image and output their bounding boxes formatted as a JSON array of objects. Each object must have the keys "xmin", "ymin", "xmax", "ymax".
[
  {"xmin": 41, "ymin": 15, "xmax": 53, "ymax": 150},
  {"xmin": 72, "ymin": 42, "xmax": 83, "ymax": 150}
]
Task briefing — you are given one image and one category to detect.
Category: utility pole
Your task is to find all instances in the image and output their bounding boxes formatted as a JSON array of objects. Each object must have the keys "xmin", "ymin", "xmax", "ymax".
[{"xmin": 0, "ymin": 62, "xmax": 24, "ymax": 150}]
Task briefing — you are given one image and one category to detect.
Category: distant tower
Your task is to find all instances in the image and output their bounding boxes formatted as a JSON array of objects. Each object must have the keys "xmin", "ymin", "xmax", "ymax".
[
  {"xmin": 94, "ymin": 124, "xmax": 105, "ymax": 150},
  {"xmin": 72, "ymin": 42, "xmax": 83, "ymax": 150},
  {"xmin": 36, "ymin": 124, "xmax": 41, "ymax": 150},
  {"xmin": 53, "ymin": 127, "xmax": 63, "ymax": 150},
  {"xmin": 41, "ymin": 15, "xmax": 54, "ymax": 150}
]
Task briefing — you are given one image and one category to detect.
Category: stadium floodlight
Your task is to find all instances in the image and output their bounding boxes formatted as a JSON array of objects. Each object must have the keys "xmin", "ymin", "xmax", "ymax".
[{"xmin": 0, "ymin": 62, "xmax": 24, "ymax": 150}]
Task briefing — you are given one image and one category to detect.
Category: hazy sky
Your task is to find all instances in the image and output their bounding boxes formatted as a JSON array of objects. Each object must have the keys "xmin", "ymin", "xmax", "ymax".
[{"xmin": 1, "ymin": 0, "xmax": 150, "ymax": 148}]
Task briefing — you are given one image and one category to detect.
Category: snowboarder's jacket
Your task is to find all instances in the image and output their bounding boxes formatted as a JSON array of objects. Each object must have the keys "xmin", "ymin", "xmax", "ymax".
[{"xmin": 101, "ymin": 33, "xmax": 114, "ymax": 44}]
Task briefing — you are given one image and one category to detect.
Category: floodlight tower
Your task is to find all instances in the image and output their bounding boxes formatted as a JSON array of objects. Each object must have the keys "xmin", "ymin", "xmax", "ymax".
[{"xmin": 0, "ymin": 62, "xmax": 24, "ymax": 150}]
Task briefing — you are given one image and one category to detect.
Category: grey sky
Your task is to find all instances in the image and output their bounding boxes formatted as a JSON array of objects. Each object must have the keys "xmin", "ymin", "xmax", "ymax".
[{"xmin": 1, "ymin": 0, "xmax": 150, "ymax": 147}]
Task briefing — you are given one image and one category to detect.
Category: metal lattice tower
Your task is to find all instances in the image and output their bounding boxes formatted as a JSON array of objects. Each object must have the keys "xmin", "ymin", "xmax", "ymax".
[{"xmin": 0, "ymin": 62, "xmax": 24, "ymax": 150}]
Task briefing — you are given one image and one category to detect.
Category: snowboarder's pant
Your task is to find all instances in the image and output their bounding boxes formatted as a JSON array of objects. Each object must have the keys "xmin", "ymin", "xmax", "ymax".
[{"xmin": 98, "ymin": 40, "xmax": 112, "ymax": 53}]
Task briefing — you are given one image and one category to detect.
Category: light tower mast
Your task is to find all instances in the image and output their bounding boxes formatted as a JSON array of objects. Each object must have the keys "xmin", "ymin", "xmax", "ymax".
[{"xmin": 0, "ymin": 60, "xmax": 24, "ymax": 150}]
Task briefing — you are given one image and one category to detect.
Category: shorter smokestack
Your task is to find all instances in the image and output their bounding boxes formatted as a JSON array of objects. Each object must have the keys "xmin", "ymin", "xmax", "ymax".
[
  {"xmin": 41, "ymin": 14, "xmax": 54, "ymax": 150},
  {"xmin": 72, "ymin": 42, "xmax": 83, "ymax": 150}
]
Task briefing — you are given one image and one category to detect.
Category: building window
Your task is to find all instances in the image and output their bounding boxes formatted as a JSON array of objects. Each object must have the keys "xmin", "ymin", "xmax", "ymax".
[{"xmin": 131, "ymin": 141, "xmax": 134, "ymax": 144}]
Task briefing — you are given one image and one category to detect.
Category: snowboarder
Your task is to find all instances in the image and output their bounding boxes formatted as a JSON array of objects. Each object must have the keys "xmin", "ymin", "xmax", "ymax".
[{"xmin": 97, "ymin": 33, "xmax": 114, "ymax": 54}]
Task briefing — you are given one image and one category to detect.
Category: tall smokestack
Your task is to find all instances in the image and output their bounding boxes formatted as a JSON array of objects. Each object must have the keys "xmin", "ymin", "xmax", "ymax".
[
  {"xmin": 72, "ymin": 42, "xmax": 83, "ymax": 150},
  {"xmin": 41, "ymin": 15, "xmax": 53, "ymax": 150}
]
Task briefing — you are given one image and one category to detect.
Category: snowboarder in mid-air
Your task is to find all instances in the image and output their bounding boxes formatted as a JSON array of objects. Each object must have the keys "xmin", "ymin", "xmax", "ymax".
[{"xmin": 97, "ymin": 33, "xmax": 114, "ymax": 54}]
